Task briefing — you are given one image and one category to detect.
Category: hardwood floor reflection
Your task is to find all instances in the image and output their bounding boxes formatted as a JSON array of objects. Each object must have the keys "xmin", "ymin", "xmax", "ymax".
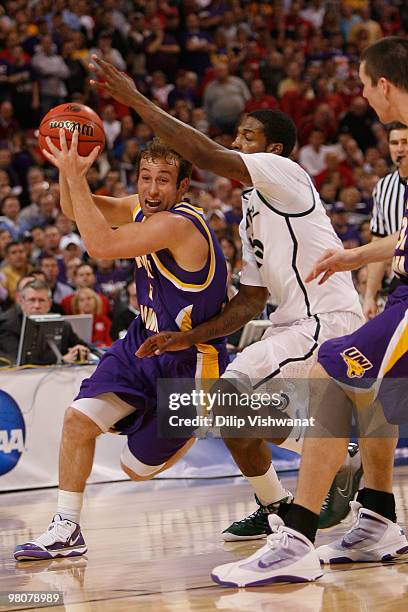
[{"xmin": 1, "ymin": 468, "xmax": 408, "ymax": 611}]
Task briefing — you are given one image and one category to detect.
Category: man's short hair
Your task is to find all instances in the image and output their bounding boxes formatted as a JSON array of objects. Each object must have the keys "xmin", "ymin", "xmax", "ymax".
[
  {"xmin": 247, "ymin": 110, "xmax": 297, "ymax": 158},
  {"xmin": 74, "ymin": 262, "xmax": 94, "ymax": 275},
  {"xmin": 20, "ymin": 279, "xmax": 52, "ymax": 299},
  {"xmin": 136, "ymin": 137, "xmax": 192, "ymax": 187},
  {"xmin": 387, "ymin": 122, "xmax": 408, "ymax": 138},
  {"xmin": 361, "ymin": 36, "xmax": 408, "ymax": 92},
  {"xmin": 5, "ymin": 240, "xmax": 23, "ymax": 253}
]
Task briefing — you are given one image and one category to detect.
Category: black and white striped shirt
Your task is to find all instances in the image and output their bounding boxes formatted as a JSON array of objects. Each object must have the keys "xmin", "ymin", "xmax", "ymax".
[{"xmin": 371, "ymin": 170, "xmax": 406, "ymax": 236}]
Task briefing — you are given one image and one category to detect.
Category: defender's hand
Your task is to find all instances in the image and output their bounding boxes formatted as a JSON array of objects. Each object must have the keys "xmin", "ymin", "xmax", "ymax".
[
  {"xmin": 305, "ymin": 248, "xmax": 363, "ymax": 285},
  {"xmin": 90, "ymin": 55, "xmax": 140, "ymax": 107},
  {"xmin": 136, "ymin": 331, "xmax": 193, "ymax": 358}
]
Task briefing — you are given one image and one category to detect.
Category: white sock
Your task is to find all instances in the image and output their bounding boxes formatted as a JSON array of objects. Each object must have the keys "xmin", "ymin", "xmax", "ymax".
[
  {"xmin": 57, "ymin": 490, "xmax": 84, "ymax": 524},
  {"xmin": 246, "ymin": 463, "xmax": 288, "ymax": 505}
]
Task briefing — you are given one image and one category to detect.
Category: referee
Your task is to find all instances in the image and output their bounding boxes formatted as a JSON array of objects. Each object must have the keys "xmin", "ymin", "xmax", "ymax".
[{"xmin": 363, "ymin": 122, "xmax": 408, "ymax": 318}]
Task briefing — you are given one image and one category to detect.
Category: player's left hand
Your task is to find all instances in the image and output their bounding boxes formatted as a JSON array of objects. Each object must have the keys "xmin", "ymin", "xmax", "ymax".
[
  {"xmin": 42, "ymin": 128, "xmax": 100, "ymax": 177},
  {"xmin": 305, "ymin": 247, "xmax": 363, "ymax": 285},
  {"xmin": 136, "ymin": 331, "xmax": 193, "ymax": 358}
]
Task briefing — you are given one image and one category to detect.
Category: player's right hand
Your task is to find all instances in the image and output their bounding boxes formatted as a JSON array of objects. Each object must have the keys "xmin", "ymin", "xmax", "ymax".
[
  {"xmin": 136, "ymin": 332, "xmax": 193, "ymax": 358},
  {"xmin": 362, "ymin": 294, "xmax": 378, "ymax": 320}
]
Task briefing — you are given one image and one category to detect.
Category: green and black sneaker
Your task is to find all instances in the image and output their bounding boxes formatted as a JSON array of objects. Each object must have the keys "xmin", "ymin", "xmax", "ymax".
[
  {"xmin": 318, "ymin": 442, "xmax": 364, "ymax": 530},
  {"xmin": 222, "ymin": 492, "xmax": 294, "ymax": 541}
]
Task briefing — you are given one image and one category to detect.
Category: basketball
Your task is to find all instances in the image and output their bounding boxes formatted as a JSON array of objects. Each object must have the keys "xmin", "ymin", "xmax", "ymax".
[{"xmin": 38, "ymin": 103, "xmax": 105, "ymax": 158}]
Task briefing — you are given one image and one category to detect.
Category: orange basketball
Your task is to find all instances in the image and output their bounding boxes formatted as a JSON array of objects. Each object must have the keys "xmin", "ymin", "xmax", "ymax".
[{"xmin": 39, "ymin": 103, "xmax": 105, "ymax": 158}]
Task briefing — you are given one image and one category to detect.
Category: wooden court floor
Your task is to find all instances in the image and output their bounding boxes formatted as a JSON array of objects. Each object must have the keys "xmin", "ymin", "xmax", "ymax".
[{"xmin": 2, "ymin": 468, "xmax": 408, "ymax": 611}]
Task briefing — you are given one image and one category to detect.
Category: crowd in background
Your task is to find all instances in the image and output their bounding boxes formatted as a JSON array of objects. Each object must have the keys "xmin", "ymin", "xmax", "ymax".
[{"xmin": 0, "ymin": 0, "xmax": 406, "ymax": 350}]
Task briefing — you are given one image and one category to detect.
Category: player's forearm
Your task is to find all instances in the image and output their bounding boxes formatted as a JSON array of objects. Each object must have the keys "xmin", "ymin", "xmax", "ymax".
[
  {"xmin": 67, "ymin": 176, "xmax": 114, "ymax": 256},
  {"xmin": 184, "ymin": 287, "xmax": 268, "ymax": 346},
  {"xmin": 59, "ymin": 173, "xmax": 75, "ymax": 220},
  {"xmin": 355, "ymin": 232, "xmax": 399, "ymax": 266},
  {"xmin": 127, "ymin": 91, "xmax": 225, "ymax": 171}
]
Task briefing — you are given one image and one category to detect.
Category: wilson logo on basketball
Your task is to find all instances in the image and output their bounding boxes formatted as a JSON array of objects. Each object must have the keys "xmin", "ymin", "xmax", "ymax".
[
  {"xmin": 341, "ymin": 347, "xmax": 373, "ymax": 378},
  {"xmin": 49, "ymin": 120, "xmax": 94, "ymax": 137}
]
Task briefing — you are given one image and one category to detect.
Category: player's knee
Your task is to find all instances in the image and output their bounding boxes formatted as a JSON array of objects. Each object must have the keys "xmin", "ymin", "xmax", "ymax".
[
  {"xmin": 63, "ymin": 407, "xmax": 102, "ymax": 441},
  {"xmin": 120, "ymin": 444, "xmax": 164, "ymax": 481}
]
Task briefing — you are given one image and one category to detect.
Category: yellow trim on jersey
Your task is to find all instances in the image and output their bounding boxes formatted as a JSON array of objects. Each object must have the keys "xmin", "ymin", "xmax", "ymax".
[
  {"xmin": 132, "ymin": 195, "xmax": 141, "ymax": 220},
  {"xmin": 176, "ymin": 306, "xmax": 193, "ymax": 332},
  {"xmin": 196, "ymin": 343, "xmax": 220, "ymax": 379},
  {"xmin": 150, "ymin": 205, "xmax": 216, "ymax": 292},
  {"xmin": 383, "ymin": 322, "xmax": 408, "ymax": 376}
]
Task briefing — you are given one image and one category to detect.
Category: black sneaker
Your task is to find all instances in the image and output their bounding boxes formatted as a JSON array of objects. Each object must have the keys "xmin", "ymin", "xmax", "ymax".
[
  {"xmin": 318, "ymin": 442, "xmax": 364, "ymax": 530},
  {"xmin": 222, "ymin": 492, "xmax": 294, "ymax": 541}
]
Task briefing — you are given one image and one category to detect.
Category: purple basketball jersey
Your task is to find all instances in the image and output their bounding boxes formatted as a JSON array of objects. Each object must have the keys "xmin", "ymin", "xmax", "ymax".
[{"xmin": 133, "ymin": 200, "xmax": 228, "ymax": 347}]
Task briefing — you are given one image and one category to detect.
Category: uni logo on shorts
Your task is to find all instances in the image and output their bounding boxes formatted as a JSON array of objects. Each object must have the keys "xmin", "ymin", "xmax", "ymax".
[{"xmin": 341, "ymin": 347, "xmax": 374, "ymax": 378}]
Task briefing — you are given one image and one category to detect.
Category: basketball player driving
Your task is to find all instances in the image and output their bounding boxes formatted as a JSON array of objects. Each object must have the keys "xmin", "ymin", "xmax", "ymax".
[{"xmin": 14, "ymin": 132, "xmax": 229, "ymax": 560}]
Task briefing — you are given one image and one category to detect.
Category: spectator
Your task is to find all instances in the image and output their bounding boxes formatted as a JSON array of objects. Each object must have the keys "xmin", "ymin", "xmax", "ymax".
[
  {"xmin": 0, "ymin": 101, "xmax": 21, "ymax": 141},
  {"xmin": 144, "ymin": 16, "xmax": 180, "ymax": 77},
  {"xmin": 204, "ymin": 63, "xmax": 250, "ymax": 134},
  {"xmin": 72, "ymin": 287, "xmax": 112, "ymax": 347},
  {"xmin": 7, "ymin": 45, "xmax": 39, "ymax": 129},
  {"xmin": 0, "ymin": 195, "xmax": 22, "ymax": 240},
  {"xmin": 0, "ymin": 278, "xmax": 89, "ymax": 364},
  {"xmin": 329, "ymin": 202, "xmax": 361, "ymax": 249},
  {"xmin": 182, "ymin": 13, "xmax": 215, "ymax": 77},
  {"xmin": 94, "ymin": 258, "xmax": 130, "ymax": 307},
  {"xmin": 259, "ymin": 50, "xmax": 285, "ymax": 99},
  {"xmin": 61, "ymin": 263, "xmax": 110, "ymax": 316},
  {"xmin": 339, "ymin": 186, "xmax": 370, "ymax": 225},
  {"xmin": 40, "ymin": 254, "xmax": 73, "ymax": 305},
  {"xmin": 299, "ymin": 130, "xmax": 331, "ymax": 178},
  {"xmin": 65, "ymin": 257, "xmax": 82, "ymax": 288},
  {"xmin": 89, "ymin": 30, "xmax": 126, "ymax": 71},
  {"xmin": 30, "ymin": 226, "xmax": 46, "ymax": 263},
  {"xmin": 220, "ymin": 237, "xmax": 240, "ymax": 275},
  {"xmin": 19, "ymin": 190, "xmax": 59, "ymax": 233},
  {"xmin": 150, "ymin": 70, "xmax": 174, "ymax": 108},
  {"xmin": 207, "ymin": 209, "xmax": 228, "ymax": 241},
  {"xmin": 0, "ymin": 147, "xmax": 20, "ymax": 187},
  {"xmin": 244, "ymin": 79, "xmax": 279, "ymax": 113},
  {"xmin": 110, "ymin": 280, "xmax": 139, "ymax": 341},
  {"xmin": 339, "ymin": 96, "xmax": 377, "ymax": 152},
  {"xmin": 168, "ymin": 70, "xmax": 198, "ymax": 110},
  {"xmin": 61, "ymin": 40, "xmax": 88, "ymax": 98},
  {"xmin": 101, "ymin": 105, "xmax": 121, "ymax": 150},
  {"xmin": 315, "ymin": 151, "xmax": 355, "ymax": 191},
  {"xmin": 31, "ymin": 35, "xmax": 69, "ymax": 115},
  {"xmin": 0, "ymin": 240, "xmax": 32, "ymax": 303}
]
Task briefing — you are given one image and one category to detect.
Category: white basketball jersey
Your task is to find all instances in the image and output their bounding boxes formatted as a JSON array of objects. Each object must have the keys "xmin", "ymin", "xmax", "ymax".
[{"xmin": 238, "ymin": 152, "xmax": 363, "ymax": 326}]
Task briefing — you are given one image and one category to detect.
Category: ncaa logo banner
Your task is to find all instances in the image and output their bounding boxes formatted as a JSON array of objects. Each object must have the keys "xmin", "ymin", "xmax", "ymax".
[{"xmin": 0, "ymin": 391, "xmax": 26, "ymax": 476}]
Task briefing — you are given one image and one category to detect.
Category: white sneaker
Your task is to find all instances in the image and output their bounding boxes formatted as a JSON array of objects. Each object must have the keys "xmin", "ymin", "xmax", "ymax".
[
  {"xmin": 211, "ymin": 515, "xmax": 323, "ymax": 587},
  {"xmin": 14, "ymin": 514, "xmax": 87, "ymax": 561},
  {"xmin": 317, "ymin": 501, "xmax": 408, "ymax": 564}
]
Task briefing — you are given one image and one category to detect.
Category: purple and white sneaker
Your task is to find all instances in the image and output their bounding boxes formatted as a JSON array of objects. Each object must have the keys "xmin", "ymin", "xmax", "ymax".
[
  {"xmin": 14, "ymin": 514, "xmax": 87, "ymax": 561},
  {"xmin": 317, "ymin": 501, "xmax": 408, "ymax": 564},
  {"xmin": 211, "ymin": 515, "xmax": 323, "ymax": 588}
]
